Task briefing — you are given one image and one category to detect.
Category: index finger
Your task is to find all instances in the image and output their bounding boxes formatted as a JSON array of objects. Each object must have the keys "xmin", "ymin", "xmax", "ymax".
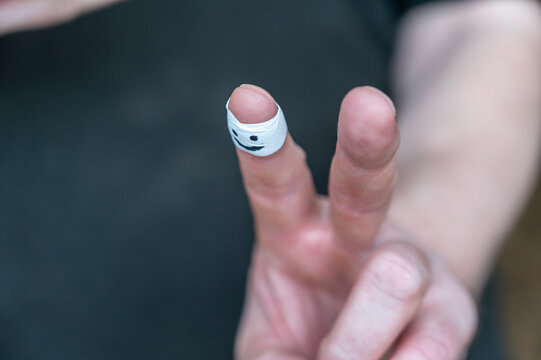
[{"xmin": 228, "ymin": 84, "xmax": 317, "ymax": 238}]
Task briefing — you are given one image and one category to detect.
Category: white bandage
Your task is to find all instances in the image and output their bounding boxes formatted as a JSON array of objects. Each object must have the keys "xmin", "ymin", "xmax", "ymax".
[{"xmin": 226, "ymin": 98, "xmax": 288, "ymax": 157}]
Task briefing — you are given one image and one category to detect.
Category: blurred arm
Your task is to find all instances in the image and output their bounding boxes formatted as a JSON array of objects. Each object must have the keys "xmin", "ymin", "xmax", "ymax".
[
  {"xmin": 389, "ymin": 0, "xmax": 541, "ymax": 294},
  {"xmin": 0, "ymin": 0, "xmax": 124, "ymax": 36}
]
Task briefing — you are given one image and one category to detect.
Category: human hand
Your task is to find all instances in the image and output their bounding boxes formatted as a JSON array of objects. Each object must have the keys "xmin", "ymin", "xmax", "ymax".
[
  {"xmin": 0, "ymin": 0, "xmax": 124, "ymax": 35},
  {"xmin": 230, "ymin": 84, "xmax": 477, "ymax": 360}
]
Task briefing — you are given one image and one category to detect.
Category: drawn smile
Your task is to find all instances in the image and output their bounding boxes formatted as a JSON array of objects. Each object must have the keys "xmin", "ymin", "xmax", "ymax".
[{"xmin": 234, "ymin": 138, "xmax": 264, "ymax": 151}]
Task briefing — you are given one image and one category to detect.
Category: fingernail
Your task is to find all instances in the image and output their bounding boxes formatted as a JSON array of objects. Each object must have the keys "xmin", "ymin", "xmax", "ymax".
[
  {"xmin": 229, "ymin": 84, "xmax": 277, "ymax": 124},
  {"xmin": 365, "ymin": 86, "xmax": 396, "ymax": 116},
  {"xmin": 239, "ymin": 84, "xmax": 274, "ymax": 102}
]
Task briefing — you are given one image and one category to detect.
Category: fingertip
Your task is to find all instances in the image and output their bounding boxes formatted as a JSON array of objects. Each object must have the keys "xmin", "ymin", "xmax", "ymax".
[
  {"xmin": 228, "ymin": 84, "xmax": 278, "ymax": 124},
  {"xmin": 363, "ymin": 86, "xmax": 397, "ymax": 115},
  {"xmin": 338, "ymin": 86, "xmax": 400, "ymax": 168}
]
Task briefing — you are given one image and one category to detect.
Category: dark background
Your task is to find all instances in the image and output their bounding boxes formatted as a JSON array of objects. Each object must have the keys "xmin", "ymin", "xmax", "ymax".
[{"xmin": 0, "ymin": 0, "xmax": 507, "ymax": 358}]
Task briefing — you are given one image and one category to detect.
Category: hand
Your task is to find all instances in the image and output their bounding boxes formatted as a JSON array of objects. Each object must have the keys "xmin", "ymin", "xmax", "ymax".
[
  {"xmin": 230, "ymin": 84, "xmax": 477, "ymax": 360},
  {"xmin": 0, "ymin": 0, "xmax": 124, "ymax": 35}
]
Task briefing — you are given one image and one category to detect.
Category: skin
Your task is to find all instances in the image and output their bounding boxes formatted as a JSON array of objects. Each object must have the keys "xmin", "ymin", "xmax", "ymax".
[
  {"xmin": 0, "ymin": 0, "xmax": 124, "ymax": 35},
  {"xmin": 1, "ymin": 0, "xmax": 540, "ymax": 358},
  {"xmin": 231, "ymin": 85, "xmax": 477, "ymax": 360}
]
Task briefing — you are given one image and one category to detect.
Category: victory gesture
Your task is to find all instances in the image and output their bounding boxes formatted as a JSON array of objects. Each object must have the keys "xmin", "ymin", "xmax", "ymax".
[{"xmin": 229, "ymin": 84, "xmax": 477, "ymax": 360}]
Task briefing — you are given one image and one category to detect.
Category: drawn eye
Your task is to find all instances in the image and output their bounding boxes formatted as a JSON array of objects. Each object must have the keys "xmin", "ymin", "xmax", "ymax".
[
  {"xmin": 250, "ymin": 135, "xmax": 258, "ymax": 141},
  {"xmin": 232, "ymin": 130, "xmax": 238, "ymax": 136}
]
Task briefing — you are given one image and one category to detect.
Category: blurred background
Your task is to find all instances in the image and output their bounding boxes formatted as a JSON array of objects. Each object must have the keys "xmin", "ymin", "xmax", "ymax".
[
  {"xmin": 0, "ymin": 0, "xmax": 539, "ymax": 359},
  {"xmin": 499, "ymin": 180, "xmax": 541, "ymax": 360}
]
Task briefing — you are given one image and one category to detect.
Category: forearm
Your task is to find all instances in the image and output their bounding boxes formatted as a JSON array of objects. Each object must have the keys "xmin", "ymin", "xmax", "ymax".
[
  {"xmin": 0, "ymin": 0, "xmax": 123, "ymax": 36},
  {"xmin": 389, "ymin": 0, "xmax": 541, "ymax": 294}
]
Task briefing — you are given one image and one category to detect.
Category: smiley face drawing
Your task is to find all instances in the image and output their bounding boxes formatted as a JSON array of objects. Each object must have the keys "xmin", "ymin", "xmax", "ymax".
[
  {"xmin": 231, "ymin": 130, "xmax": 265, "ymax": 152},
  {"xmin": 226, "ymin": 99, "xmax": 288, "ymax": 157}
]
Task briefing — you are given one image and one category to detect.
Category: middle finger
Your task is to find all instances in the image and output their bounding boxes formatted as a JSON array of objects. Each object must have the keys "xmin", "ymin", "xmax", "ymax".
[{"xmin": 329, "ymin": 87, "xmax": 400, "ymax": 250}]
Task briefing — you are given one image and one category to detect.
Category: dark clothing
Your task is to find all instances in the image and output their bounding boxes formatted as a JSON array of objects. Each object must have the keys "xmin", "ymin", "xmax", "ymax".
[{"xmin": 0, "ymin": 0, "xmax": 507, "ymax": 358}]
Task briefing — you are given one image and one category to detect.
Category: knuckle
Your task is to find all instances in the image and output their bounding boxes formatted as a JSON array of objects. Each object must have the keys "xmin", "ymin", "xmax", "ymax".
[{"xmin": 366, "ymin": 243, "xmax": 430, "ymax": 302}]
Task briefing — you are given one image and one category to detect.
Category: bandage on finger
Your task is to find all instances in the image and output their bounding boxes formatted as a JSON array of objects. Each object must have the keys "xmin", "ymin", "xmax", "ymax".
[{"xmin": 226, "ymin": 98, "xmax": 288, "ymax": 157}]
